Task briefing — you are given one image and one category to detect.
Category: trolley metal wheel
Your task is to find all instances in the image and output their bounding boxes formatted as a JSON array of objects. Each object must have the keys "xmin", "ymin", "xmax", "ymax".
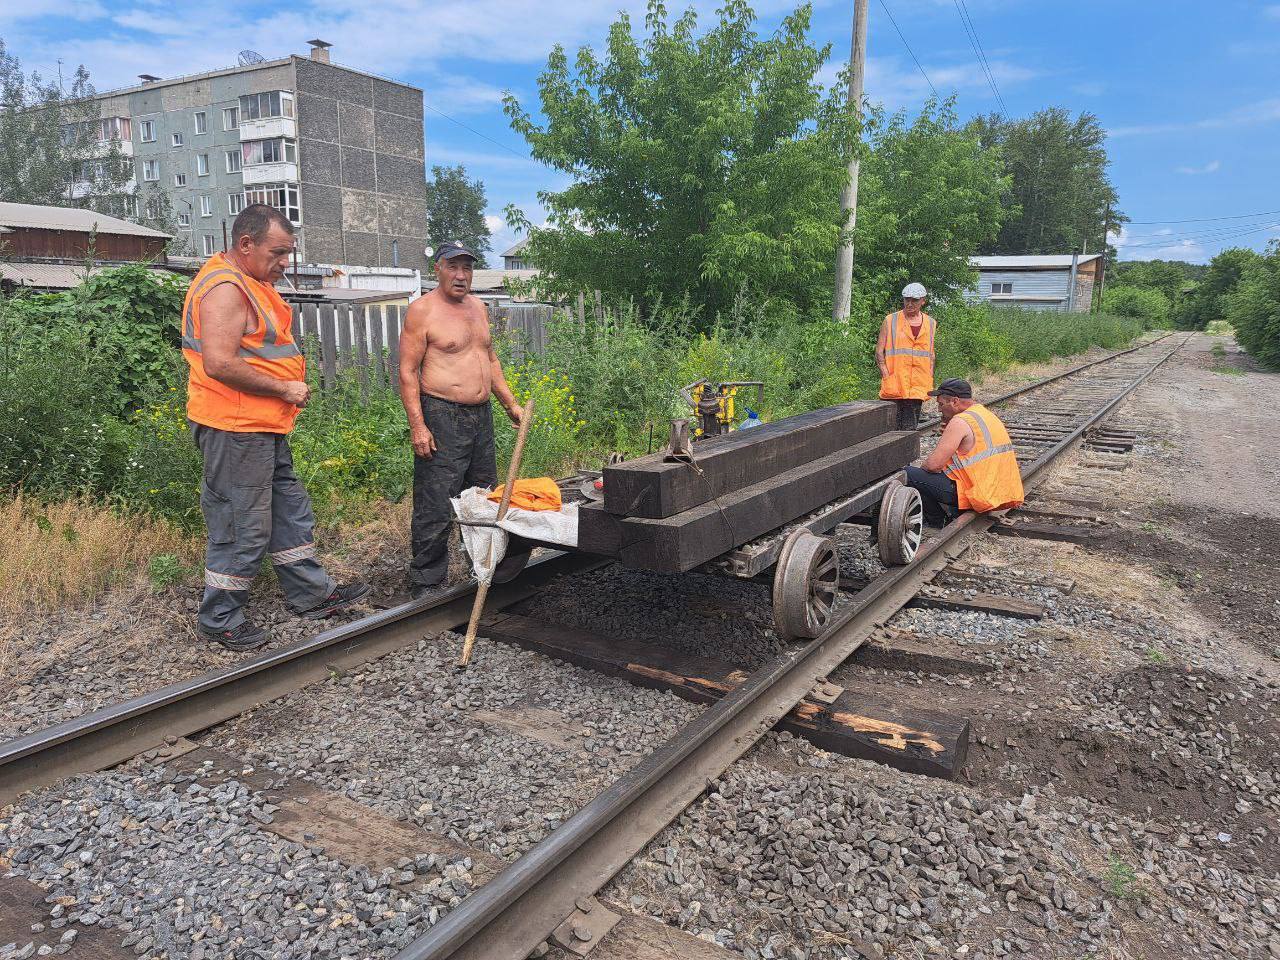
[
  {"xmin": 772, "ymin": 529, "xmax": 841, "ymax": 641},
  {"xmin": 492, "ymin": 549, "xmax": 531, "ymax": 584},
  {"xmin": 877, "ymin": 482, "xmax": 924, "ymax": 567}
]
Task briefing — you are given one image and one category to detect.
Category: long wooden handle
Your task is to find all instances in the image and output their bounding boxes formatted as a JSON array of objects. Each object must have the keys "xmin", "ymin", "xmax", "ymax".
[{"xmin": 457, "ymin": 398, "xmax": 536, "ymax": 669}]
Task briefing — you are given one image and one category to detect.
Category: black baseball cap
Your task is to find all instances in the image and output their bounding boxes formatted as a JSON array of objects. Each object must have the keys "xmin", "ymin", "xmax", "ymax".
[
  {"xmin": 928, "ymin": 378, "xmax": 973, "ymax": 399},
  {"xmin": 435, "ymin": 241, "xmax": 477, "ymax": 262}
]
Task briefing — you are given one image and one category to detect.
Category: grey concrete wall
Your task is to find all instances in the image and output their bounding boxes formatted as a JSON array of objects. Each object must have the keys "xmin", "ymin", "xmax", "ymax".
[{"xmin": 295, "ymin": 57, "xmax": 428, "ymax": 274}]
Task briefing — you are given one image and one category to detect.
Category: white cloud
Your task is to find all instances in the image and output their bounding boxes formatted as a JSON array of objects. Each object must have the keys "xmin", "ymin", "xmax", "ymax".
[
  {"xmin": 1110, "ymin": 227, "xmax": 1208, "ymax": 264},
  {"xmin": 1175, "ymin": 160, "xmax": 1221, "ymax": 175},
  {"xmin": 484, "ymin": 214, "xmax": 505, "ymax": 233},
  {"xmin": 0, "ymin": 0, "xmax": 103, "ymax": 26},
  {"xmin": 1109, "ymin": 99, "xmax": 1280, "ymax": 137},
  {"xmin": 839, "ymin": 52, "xmax": 1036, "ymax": 111}
]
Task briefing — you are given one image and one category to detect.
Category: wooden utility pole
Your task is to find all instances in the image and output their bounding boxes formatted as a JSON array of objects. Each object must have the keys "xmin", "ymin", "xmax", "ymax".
[
  {"xmin": 832, "ymin": 0, "xmax": 870, "ymax": 321},
  {"xmin": 1095, "ymin": 204, "xmax": 1111, "ymax": 313}
]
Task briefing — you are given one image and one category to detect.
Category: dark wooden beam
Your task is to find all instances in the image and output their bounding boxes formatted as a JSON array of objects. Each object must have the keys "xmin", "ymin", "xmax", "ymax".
[
  {"xmin": 580, "ymin": 431, "xmax": 919, "ymax": 571},
  {"xmin": 854, "ymin": 628, "xmax": 994, "ymax": 675},
  {"xmin": 909, "ymin": 587, "xmax": 1045, "ymax": 620},
  {"xmin": 992, "ymin": 520, "xmax": 1106, "ymax": 545},
  {"xmin": 603, "ymin": 401, "xmax": 895, "ymax": 518},
  {"xmin": 482, "ymin": 613, "xmax": 968, "ymax": 779}
]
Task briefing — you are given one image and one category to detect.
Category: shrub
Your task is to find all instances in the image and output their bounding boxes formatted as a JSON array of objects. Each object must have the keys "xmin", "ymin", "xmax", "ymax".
[
  {"xmin": 1225, "ymin": 243, "xmax": 1280, "ymax": 370},
  {"xmin": 1102, "ymin": 285, "xmax": 1171, "ymax": 328}
]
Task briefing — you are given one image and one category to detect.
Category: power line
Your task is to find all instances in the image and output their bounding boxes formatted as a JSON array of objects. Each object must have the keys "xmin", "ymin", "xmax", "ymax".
[
  {"xmin": 877, "ymin": 0, "xmax": 938, "ymax": 99},
  {"xmin": 421, "ymin": 100, "xmax": 539, "ymax": 165},
  {"xmin": 951, "ymin": 0, "xmax": 1007, "ymax": 116},
  {"xmin": 1125, "ymin": 208, "xmax": 1280, "ymax": 225},
  {"xmin": 1115, "ymin": 220, "xmax": 1280, "ymax": 250}
]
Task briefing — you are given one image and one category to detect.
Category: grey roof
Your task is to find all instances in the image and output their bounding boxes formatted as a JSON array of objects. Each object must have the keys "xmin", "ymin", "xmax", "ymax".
[
  {"xmin": 281, "ymin": 287, "xmax": 411, "ymax": 304},
  {"xmin": 971, "ymin": 254, "xmax": 1102, "ymax": 270},
  {"xmin": 0, "ymin": 202, "xmax": 171, "ymax": 239},
  {"xmin": 0, "ymin": 261, "xmax": 181, "ymax": 289},
  {"xmin": 501, "ymin": 238, "xmax": 530, "ymax": 258}
]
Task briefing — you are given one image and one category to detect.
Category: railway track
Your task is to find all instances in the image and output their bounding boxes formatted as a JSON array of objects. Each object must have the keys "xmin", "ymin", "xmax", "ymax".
[{"xmin": 0, "ymin": 332, "xmax": 1188, "ymax": 960}]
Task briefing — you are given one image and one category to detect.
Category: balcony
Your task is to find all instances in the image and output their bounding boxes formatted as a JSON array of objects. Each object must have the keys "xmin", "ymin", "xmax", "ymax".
[
  {"xmin": 239, "ymin": 116, "xmax": 296, "ymax": 141},
  {"xmin": 242, "ymin": 161, "xmax": 299, "ymax": 186}
]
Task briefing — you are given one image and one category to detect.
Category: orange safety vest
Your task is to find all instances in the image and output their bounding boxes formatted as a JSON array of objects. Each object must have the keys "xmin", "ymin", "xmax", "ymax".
[
  {"xmin": 944, "ymin": 403, "xmax": 1025, "ymax": 513},
  {"xmin": 181, "ymin": 253, "xmax": 306, "ymax": 433},
  {"xmin": 879, "ymin": 310, "xmax": 935, "ymax": 401}
]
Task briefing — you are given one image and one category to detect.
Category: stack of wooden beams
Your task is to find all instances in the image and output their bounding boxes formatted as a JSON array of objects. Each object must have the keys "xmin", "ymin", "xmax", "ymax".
[{"xmin": 578, "ymin": 401, "xmax": 918, "ymax": 571}]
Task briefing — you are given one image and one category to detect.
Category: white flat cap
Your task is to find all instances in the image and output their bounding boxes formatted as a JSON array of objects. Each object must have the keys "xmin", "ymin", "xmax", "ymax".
[{"xmin": 902, "ymin": 282, "xmax": 927, "ymax": 298}]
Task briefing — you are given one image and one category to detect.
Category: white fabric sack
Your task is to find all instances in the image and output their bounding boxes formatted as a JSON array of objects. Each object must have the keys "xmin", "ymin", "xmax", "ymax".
[{"xmin": 450, "ymin": 486, "xmax": 580, "ymax": 582}]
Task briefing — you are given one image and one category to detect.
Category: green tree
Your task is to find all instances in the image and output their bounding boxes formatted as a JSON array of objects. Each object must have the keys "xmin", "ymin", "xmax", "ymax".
[
  {"xmin": 1225, "ymin": 241, "xmax": 1280, "ymax": 369},
  {"xmin": 425, "ymin": 164, "xmax": 491, "ymax": 265},
  {"xmin": 1175, "ymin": 247, "xmax": 1260, "ymax": 330},
  {"xmin": 969, "ymin": 107, "xmax": 1124, "ymax": 256},
  {"xmin": 1102, "ymin": 285, "xmax": 1170, "ymax": 328},
  {"xmin": 853, "ymin": 98, "xmax": 1008, "ymax": 314},
  {"xmin": 0, "ymin": 39, "xmax": 133, "ymax": 215},
  {"xmin": 503, "ymin": 1, "xmax": 858, "ymax": 319},
  {"xmin": 1108, "ymin": 259, "xmax": 1204, "ymax": 306}
]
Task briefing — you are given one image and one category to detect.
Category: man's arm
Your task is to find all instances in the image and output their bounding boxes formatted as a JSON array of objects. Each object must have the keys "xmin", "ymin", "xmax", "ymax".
[
  {"xmin": 875, "ymin": 315, "xmax": 890, "ymax": 378},
  {"xmin": 200, "ymin": 283, "xmax": 309, "ymax": 406},
  {"xmin": 488, "ymin": 346, "xmax": 523, "ymax": 426},
  {"xmin": 922, "ymin": 417, "xmax": 971, "ymax": 473},
  {"xmin": 398, "ymin": 302, "xmax": 435, "ymax": 457}
]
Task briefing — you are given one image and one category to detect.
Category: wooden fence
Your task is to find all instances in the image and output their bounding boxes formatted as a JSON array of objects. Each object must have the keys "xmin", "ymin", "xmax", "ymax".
[{"xmin": 291, "ymin": 301, "xmax": 558, "ymax": 391}]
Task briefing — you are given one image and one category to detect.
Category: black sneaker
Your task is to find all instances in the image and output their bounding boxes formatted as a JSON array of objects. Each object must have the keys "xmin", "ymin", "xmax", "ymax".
[
  {"xmin": 198, "ymin": 621, "xmax": 269, "ymax": 651},
  {"xmin": 410, "ymin": 582, "xmax": 449, "ymax": 601},
  {"xmin": 295, "ymin": 582, "xmax": 372, "ymax": 620}
]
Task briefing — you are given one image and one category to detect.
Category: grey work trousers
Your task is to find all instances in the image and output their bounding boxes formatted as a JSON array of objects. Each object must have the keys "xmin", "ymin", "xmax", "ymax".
[
  {"xmin": 192, "ymin": 423, "xmax": 335, "ymax": 631},
  {"xmin": 409, "ymin": 394, "xmax": 498, "ymax": 589}
]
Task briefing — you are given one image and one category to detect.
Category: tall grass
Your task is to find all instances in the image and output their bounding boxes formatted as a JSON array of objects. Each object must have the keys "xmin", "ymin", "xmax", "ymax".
[{"xmin": 0, "ymin": 492, "xmax": 198, "ymax": 616}]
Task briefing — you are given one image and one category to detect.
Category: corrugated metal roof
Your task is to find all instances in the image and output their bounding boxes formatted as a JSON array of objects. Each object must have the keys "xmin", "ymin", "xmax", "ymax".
[
  {"xmin": 0, "ymin": 202, "xmax": 171, "ymax": 239},
  {"xmin": 501, "ymin": 238, "xmax": 529, "ymax": 258},
  {"xmin": 970, "ymin": 254, "xmax": 1102, "ymax": 269},
  {"xmin": 0, "ymin": 261, "xmax": 180, "ymax": 289}
]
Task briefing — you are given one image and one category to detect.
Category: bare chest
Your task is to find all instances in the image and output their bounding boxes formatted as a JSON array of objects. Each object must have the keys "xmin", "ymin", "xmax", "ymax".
[{"xmin": 427, "ymin": 312, "xmax": 491, "ymax": 356}]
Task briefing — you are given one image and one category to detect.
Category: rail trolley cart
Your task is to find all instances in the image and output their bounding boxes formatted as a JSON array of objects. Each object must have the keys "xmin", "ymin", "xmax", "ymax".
[{"xmin": 481, "ymin": 402, "xmax": 925, "ymax": 642}]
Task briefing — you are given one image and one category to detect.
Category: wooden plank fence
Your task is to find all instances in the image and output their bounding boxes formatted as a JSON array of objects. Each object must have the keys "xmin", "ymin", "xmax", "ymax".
[{"xmin": 291, "ymin": 300, "xmax": 559, "ymax": 391}]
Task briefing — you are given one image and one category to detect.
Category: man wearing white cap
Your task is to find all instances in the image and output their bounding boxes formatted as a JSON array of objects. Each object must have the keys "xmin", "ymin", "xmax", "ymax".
[{"xmin": 876, "ymin": 282, "xmax": 935, "ymax": 430}]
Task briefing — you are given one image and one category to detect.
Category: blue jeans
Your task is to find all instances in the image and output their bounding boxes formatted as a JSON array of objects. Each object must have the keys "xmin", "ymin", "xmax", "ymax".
[{"xmin": 905, "ymin": 464, "xmax": 959, "ymax": 527}]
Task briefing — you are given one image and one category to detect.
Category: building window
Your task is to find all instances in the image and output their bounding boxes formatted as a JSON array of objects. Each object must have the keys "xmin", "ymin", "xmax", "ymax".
[
  {"xmin": 173, "ymin": 172, "xmax": 187, "ymax": 187},
  {"xmin": 194, "ymin": 111, "xmax": 207, "ymax": 135},
  {"xmin": 145, "ymin": 197, "xmax": 162, "ymax": 220},
  {"xmin": 178, "ymin": 211, "xmax": 191, "ymax": 227},
  {"xmin": 172, "ymin": 131, "xmax": 184, "ymax": 148},
  {"xmin": 223, "ymin": 106, "xmax": 239, "ymax": 130},
  {"xmin": 196, "ymin": 154, "xmax": 210, "ymax": 176},
  {"xmin": 225, "ymin": 149, "xmax": 242, "ymax": 173},
  {"xmin": 200, "ymin": 195, "xmax": 213, "ymax": 217},
  {"xmin": 203, "ymin": 234, "xmax": 216, "ymax": 256},
  {"xmin": 241, "ymin": 138, "xmax": 296, "ymax": 166},
  {"xmin": 991, "ymin": 282, "xmax": 1013, "ymax": 295},
  {"xmin": 142, "ymin": 159, "xmax": 159, "ymax": 181},
  {"xmin": 238, "ymin": 90, "xmax": 294, "ymax": 121},
  {"xmin": 244, "ymin": 182, "xmax": 300, "ymax": 224},
  {"xmin": 140, "ymin": 119, "xmax": 156, "ymax": 143},
  {"xmin": 228, "ymin": 192, "xmax": 246, "ymax": 215}
]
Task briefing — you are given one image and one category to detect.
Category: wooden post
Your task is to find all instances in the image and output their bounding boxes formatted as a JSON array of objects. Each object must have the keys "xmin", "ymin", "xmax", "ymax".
[
  {"xmin": 457, "ymin": 398, "xmax": 536, "ymax": 669},
  {"xmin": 355, "ymin": 305, "xmax": 370, "ymax": 399}
]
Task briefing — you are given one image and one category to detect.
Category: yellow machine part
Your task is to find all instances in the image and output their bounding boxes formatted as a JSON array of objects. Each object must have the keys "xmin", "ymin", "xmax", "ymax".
[{"xmin": 689, "ymin": 384, "xmax": 739, "ymax": 436}]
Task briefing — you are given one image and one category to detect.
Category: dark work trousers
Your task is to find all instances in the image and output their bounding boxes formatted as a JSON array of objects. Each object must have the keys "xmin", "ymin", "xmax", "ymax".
[
  {"xmin": 894, "ymin": 399, "xmax": 923, "ymax": 431},
  {"xmin": 905, "ymin": 464, "xmax": 960, "ymax": 527},
  {"xmin": 192, "ymin": 423, "xmax": 335, "ymax": 631},
  {"xmin": 409, "ymin": 394, "xmax": 498, "ymax": 589}
]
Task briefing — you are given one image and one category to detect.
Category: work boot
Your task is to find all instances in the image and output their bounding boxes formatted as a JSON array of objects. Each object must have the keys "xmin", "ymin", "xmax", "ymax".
[
  {"xmin": 295, "ymin": 582, "xmax": 372, "ymax": 620},
  {"xmin": 198, "ymin": 620, "xmax": 270, "ymax": 651},
  {"xmin": 410, "ymin": 582, "xmax": 450, "ymax": 602}
]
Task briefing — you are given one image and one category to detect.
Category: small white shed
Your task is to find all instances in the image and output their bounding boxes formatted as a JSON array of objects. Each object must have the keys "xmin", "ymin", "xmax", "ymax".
[{"xmin": 968, "ymin": 254, "xmax": 1101, "ymax": 312}]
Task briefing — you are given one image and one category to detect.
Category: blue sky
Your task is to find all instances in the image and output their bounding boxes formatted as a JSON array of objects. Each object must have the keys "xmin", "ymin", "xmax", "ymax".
[{"xmin": 4, "ymin": 0, "xmax": 1277, "ymax": 264}]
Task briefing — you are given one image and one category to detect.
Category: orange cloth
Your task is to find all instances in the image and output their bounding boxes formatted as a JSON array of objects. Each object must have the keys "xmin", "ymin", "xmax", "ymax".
[
  {"xmin": 879, "ymin": 310, "xmax": 936, "ymax": 401},
  {"xmin": 944, "ymin": 403, "xmax": 1025, "ymax": 513},
  {"xmin": 486, "ymin": 477, "xmax": 563, "ymax": 512},
  {"xmin": 182, "ymin": 253, "xmax": 306, "ymax": 434}
]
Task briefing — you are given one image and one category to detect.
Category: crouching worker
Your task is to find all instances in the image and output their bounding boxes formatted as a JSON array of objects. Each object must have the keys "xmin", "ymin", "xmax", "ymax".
[
  {"xmin": 906, "ymin": 378, "xmax": 1024, "ymax": 527},
  {"xmin": 183, "ymin": 204, "xmax": 369, "ymax": 650}
]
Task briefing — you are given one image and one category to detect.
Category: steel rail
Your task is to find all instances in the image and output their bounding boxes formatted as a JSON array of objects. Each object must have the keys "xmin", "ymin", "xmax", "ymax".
[
  {"xmin": 917, "ymin": 329, "xmax": 1179, "ymax": 431},
  {"xmin": 0, "ymin": 552, "xmax": 606, "ymax": 806},
  {"xmin": 395, "ymin": 335, "xmax": 1188, "ymax": 960}
]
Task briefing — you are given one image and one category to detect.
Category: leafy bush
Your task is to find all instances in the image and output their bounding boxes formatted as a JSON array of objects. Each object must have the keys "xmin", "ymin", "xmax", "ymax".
[
  {"xmin": 1102, "ymin": 285, "xmax": 1171, "ymax": 328},
  {"xmin": 1225, "ymin": 242, "xmax": 1280, "ymax": 370},
  {"xmin": 984, "ymin": 306, "xmax": 1142, "ymax": 364}
]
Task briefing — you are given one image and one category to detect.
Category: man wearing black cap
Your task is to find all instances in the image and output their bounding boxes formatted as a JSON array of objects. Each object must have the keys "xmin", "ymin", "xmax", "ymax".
[
  {"xmin": 398, "ymin": 241, "xmax": 523, "ymax": 598},
  {"xmin": 905, "ymin": 378, "xmax": 1023, "ymax": 526}
]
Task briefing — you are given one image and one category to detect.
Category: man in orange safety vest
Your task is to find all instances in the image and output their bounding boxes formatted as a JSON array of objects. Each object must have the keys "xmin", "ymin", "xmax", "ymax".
[
  {"xmin": 876, "ymin": 282, "xmax": 935, "ymax": 430},
  {"xmin": 905, "ymin": 378, "xmax": 1025, "ymax": 527}
]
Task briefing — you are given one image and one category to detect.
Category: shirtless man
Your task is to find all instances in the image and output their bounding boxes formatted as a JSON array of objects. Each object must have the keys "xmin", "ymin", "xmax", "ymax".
[{"xmin": 398, "ymin": 241, "xmax": 524, "ymax": 598}]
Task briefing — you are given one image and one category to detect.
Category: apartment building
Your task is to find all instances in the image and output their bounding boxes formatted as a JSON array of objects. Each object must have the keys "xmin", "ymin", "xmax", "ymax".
[{"xmin": 81, "ymin": 43, "xmax": 429, "ymax": 290}]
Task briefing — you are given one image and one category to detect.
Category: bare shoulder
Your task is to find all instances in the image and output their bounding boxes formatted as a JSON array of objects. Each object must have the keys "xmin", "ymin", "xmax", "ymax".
[
  {"xmin": 200, "ymin": 281, "xmax": 253, "ymax": 328},
  {"xmin": 466, "ymin": 294, "xmax": 490, "ymax": 321}
]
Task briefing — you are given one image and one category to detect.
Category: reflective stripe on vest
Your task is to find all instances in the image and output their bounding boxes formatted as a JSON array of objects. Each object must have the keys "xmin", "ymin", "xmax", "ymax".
[
  {"xmin": 182, "ymin": 269, "xmax": 296, "ymax": 357},
  {"xmin": 181, "ymin": 335, "xmax": 302, "ymax": 360},
  {"xmin": 945, "ymin": 410, "xmax": 1016, "ymax": 475},
  {"xmin": 884, "ymin": 312, "xmax": 935, "ymax": 358},
  {"xmin": 880, "ymin": 311, "xmax": 935, "ymax": 401}
]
